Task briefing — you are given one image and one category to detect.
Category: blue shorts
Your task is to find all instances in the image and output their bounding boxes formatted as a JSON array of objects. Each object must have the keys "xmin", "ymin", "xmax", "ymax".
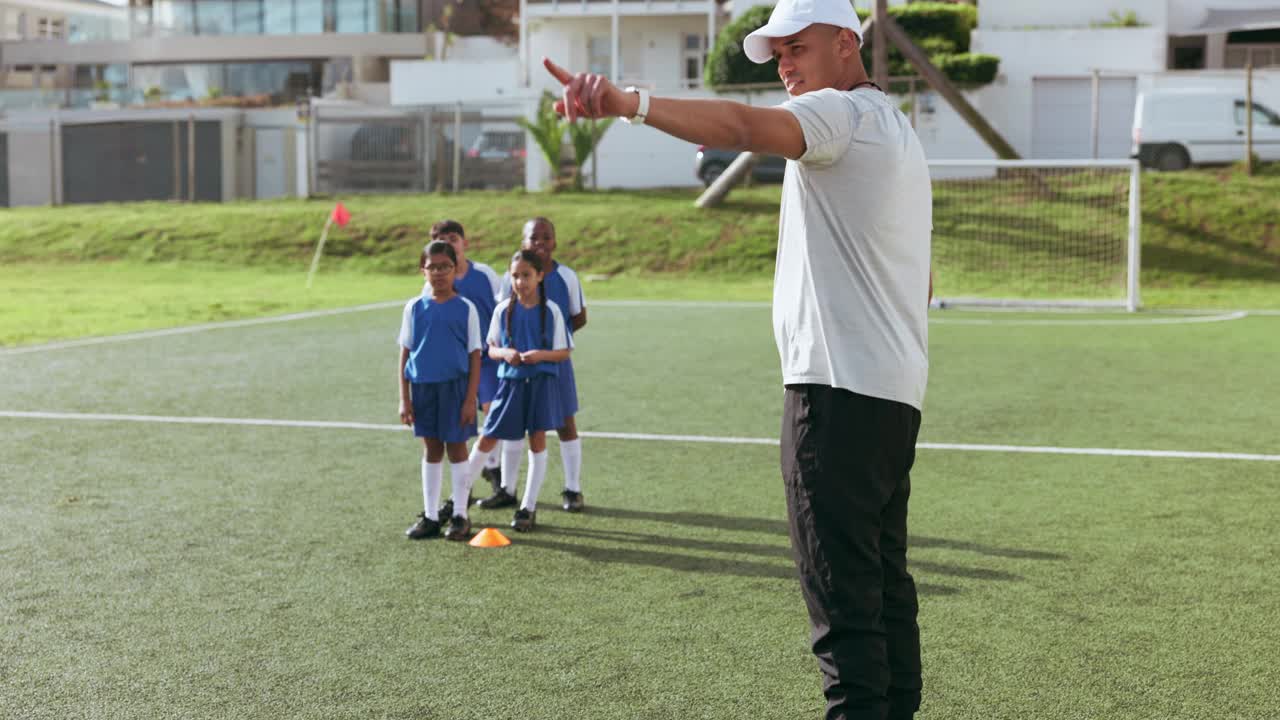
[
  {"xmin": 556, "ymin": 358, "xmax": 579, "ymax": 419},
  {"xmin": 411, "ymin": 377, "xmax": 477, "ymax": 443},
  {"xmin": 482, "ymin": 375, "xmax": 564, "ymax": 441},
  {"xmin": 478, "ymin": 359, "xmax": 499, "ymax": 407}
]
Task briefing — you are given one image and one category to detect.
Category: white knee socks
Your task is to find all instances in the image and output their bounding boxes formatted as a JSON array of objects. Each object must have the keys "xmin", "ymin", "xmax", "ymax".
[
  {"xmin": 560, "ymin": 438, "xmax": 583, "ymax": 493},
  {"xmin": 422, "ymin": 458, "xmax": 443, "ymax": 521},
  {"xmin": 521, "ymin": 450, "xmax": 548, "ymax": 512}
]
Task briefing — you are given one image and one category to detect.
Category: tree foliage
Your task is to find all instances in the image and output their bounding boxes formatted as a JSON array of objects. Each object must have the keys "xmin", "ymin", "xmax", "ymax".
[
  {"xmin": 705, "ymin": 1, "xmax": 998, "ymax": 90},
  {"xmin": 517, "ymin": 92, "xmax": 614, "ymax": 190}
]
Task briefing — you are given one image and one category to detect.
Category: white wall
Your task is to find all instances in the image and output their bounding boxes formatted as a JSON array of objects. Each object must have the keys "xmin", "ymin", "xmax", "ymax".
[
  {"xmin": 971, "ymin": 27, "xmax": 1166, "ymax": 156},
  {"xmin": 978, "ymin": 0, "xmax": 1168, "ymax": 31},
  {"xmin": 448, "ymin": 35, "xmax": 517, "ymax": 62},
  {"xmin": 526, "ymin": 15, "xmax": 711, "ymax": 94},
  {"xmin": 391, "ymin": 59, "xmax": 526, "ymax": 106},
  {"xmin": 592, "ymin": 121, "xmax": 701, "ymax": 188}
]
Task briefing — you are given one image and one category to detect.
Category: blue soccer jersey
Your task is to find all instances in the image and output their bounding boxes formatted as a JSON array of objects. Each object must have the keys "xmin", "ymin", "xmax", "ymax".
[
  {"xmin": 453, "ymin": 260, "xmax": 501, "ymax": 334},
  {"xmin": 398, "ymin": 295, "xmax": 482, "ymax": 383},
  {"xmin": 500, "ymin": 261, "xmax": 585, "ymax": 338},
  {"xmin": 454, "ymin": 260, "xmax": 503, "ymax": 403},
  {"xmin": 487, "ymin": 298, "xmax": 570, "ymax": 380}
]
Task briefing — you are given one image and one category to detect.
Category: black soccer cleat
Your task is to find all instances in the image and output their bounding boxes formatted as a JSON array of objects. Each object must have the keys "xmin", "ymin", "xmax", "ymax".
[
  {"xmin": 481, "ymin": 465, "xmax": 503, "ymax": 494},
  {"xmin": 560, "ymin": 490, "xmax": 585, "ymax": 513},
  {"xmin": 476, "ymin": 488, "xmax": 518, "ymax": 509},
  {"xmin": 443, "ymin": 514, "xmax": 472, "ymax": 542},
  {"xmin": 438, "ymin": 499, "xmax": 454, "ymax": 524},
  {"xmin": 405, "ymin": 512, "xmax": 441, "ymax": 540},
  {"xmin": 511, "ymin": 508, "xmax": 536, "ymax": 533}
]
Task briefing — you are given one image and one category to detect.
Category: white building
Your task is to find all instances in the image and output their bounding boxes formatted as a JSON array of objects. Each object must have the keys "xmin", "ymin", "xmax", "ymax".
[
  {"xmin": 393, "ymin": 0, "xmax": 974, "ymax": 190},
  {"xmin": 972, "ymin": 0, "xmax": 1280, "ymax": 159}
]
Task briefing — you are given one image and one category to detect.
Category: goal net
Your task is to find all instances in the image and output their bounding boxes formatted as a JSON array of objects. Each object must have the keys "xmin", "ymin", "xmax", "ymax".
[{"xmin": 929, "ymin": 160, "xmax": 1141, "ymax": 311}]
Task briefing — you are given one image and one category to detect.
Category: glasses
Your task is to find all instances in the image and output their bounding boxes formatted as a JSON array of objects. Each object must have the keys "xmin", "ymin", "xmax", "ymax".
[{"xmin": 425, "ymin": 263, "xmax": 455, "ymax": 274}]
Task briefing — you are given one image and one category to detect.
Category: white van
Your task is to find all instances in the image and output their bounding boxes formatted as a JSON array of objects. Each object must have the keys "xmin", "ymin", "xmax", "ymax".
[{"xmin": 1131, "ymin": 89, "xmax": 1280, "ymax": 170}]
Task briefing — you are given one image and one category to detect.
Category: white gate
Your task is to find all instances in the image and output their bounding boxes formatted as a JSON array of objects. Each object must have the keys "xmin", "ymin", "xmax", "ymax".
[{"xmin": 1032, "ymin": 76, "xmax": 1137, "ymax": 159}]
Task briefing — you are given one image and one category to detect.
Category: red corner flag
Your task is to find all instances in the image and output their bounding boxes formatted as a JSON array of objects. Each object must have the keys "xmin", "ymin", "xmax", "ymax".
[{"xmin": 330, "ymin": 202, "xmax": 351, "ymax": 227}]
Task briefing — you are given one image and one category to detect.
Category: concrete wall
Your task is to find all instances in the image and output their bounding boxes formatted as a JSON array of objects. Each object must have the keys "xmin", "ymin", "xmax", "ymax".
[
  {"xmin": 971, "ymin": 27, "xmax": 1167, "ymax": 156},
  {"xmin": 5, "ymin": 120, "xmax": 56, "ymax": 206}
]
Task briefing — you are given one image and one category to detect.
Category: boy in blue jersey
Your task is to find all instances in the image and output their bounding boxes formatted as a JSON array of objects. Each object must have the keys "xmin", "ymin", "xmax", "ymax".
[
  {"xmin": 487, "ymin": 217, "xmax": 588, "ymax": 514},
  {"xmin": 428, "ymin": 220, "xmax": 506, "ymax": 506},
  {"xmin": 464, "ymin": 249, "xmax": 572, "ymax": 532},
  {"xmin": 398, "ymin": 241, "xmax": 483, "ymax": 542}
]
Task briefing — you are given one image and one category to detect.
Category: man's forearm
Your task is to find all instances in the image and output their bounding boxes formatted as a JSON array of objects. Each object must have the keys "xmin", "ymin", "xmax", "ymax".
[
  {"xmin": 629, "ymin": 95, "xmax": 803, "ymax": 159},
  {"xmin": 640, "ymin": 97, "xmax": 753, "ymax": 150}
]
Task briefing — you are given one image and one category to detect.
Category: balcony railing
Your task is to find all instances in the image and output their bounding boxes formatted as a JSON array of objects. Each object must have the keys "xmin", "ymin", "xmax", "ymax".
[{"xmin": 26, "ymin": 0, "xmax": 421, "ymax": 43}]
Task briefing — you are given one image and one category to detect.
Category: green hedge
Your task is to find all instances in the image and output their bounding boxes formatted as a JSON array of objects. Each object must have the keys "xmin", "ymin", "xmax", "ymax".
[
  {"xmin": 703, "ymin": 5, "xmax": 779, "ymax": 88},
  {"xmin": 932, "ymin": 53, "xmax": 1000, "ymax": 86},
  {"xmin": 888, "ymin": 2, "xmax": 976, "ymax": 53},
  {"xmin": 706, "ymin": 1, "xmax": 994, "ymax": 90}
]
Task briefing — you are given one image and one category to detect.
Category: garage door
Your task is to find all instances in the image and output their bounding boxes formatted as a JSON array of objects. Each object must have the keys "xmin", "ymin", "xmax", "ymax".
[{"xmin": 1032, "ymin": 76, "xmax": 1137, "ymax": 159}]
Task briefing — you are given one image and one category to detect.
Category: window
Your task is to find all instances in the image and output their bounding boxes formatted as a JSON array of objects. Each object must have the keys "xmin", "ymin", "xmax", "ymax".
[
  {"xmin": 588, "ymin": 36, "xmax": 610, "ymax": 77},
  {"xmin": 233, "ymin": 0, "xmax": 264, "ymax": 35},
  {"xmin": 682, "ymin": 33, "xmax": 708, "ymax": 89},
  {"xmin": 1234, "ymin": 100, "xmax": 1280, "ymax": 127}
]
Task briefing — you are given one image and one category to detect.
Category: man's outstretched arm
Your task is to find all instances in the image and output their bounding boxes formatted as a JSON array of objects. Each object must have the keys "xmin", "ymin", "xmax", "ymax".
[{"xmin": 543, "ymin": 58, "xmax": 806, "ymax": 160}]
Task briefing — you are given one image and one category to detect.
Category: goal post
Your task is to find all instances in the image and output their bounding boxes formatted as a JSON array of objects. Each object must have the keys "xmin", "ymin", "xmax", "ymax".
[{"xmin": 929, "ymin": 159, "xmax": 1142, "ymax": 312}]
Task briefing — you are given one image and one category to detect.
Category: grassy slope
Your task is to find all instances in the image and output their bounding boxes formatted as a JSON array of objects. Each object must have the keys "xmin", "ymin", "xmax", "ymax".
[{"xmin": 0, "ymin": 169, "xmax": 1276, "ymax": 346}]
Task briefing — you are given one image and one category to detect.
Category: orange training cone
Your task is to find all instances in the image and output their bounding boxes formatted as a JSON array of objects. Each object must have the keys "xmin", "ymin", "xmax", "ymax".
[{"xmin": 469, "ymin": 527, "xmax": 511, "ymax": 548}]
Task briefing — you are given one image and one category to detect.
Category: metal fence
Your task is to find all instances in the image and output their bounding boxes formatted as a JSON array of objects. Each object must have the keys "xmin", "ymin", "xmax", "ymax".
[
  {"xmin": 0, "ymin": 114, "xmax": 230, "ymax": 207},
  {"xmin": 0, "ymin": 131, "xmax": 7, "ymax": 208},
  {"xmin": 310, "ymin": 101, "xmax": 526, "ymax": 195}
]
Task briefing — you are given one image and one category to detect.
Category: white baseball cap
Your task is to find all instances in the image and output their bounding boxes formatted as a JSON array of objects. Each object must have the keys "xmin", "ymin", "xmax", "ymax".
[{"xmin": 743, "ymin": 0, "xmax": 864, "ymax": 64}]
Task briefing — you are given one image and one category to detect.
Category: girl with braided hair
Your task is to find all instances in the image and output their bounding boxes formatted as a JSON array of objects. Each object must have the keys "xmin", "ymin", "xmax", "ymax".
[{"xmin": 463, "ymin": 249, "xmax": 571, "ymax": 532}]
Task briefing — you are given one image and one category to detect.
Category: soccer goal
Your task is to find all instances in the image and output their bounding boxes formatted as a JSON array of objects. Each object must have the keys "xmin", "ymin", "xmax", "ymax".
[{"xmin": 929, "ymin": 159, "xmax": 1141, "ymax": 312}]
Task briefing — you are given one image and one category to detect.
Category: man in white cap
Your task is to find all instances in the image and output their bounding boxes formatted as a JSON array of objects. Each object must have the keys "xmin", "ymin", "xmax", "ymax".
[{"xmin": 543, "ymin": 1, "xmax": 930, "ymax": 717}]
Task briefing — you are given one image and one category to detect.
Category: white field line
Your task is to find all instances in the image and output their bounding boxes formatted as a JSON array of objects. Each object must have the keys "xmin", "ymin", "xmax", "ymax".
[
  {"xmin": 1, "ymin": 410, "xmax": 1276, "ymax": 463},
  {"xmin": 930, "ymin": 310, "xmax": 1249, "ymax": 326},
  {"xmin": 591, "ymin": 300, "xmax": 771, "ymax": 309},
  {"xmin": 4, "ymin": 300, "xmax": 1265, "ymax": 358}
]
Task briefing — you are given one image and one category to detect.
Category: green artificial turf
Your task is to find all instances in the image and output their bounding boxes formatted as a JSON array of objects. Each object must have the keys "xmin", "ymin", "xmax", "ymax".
[{"xmin": 2, "ymin": 303, "xmax": 1278, "ymax": 719}]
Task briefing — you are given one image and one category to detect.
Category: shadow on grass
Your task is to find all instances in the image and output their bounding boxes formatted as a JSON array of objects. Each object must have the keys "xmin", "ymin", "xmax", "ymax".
[
  {"xmin": 518, "ymin": 532, "xmax": 959, "ymax": 596},
  {"xmin": 515, "ymin": 508, "xmax": 1067, "ymax": 594},
  {"xmin": 583, "ymin": 506, "xmax": 1068, "ymax": 562},
  {"xmin": 1140, "ymin": 214, "xmax": 1280, "ymax": 282}
]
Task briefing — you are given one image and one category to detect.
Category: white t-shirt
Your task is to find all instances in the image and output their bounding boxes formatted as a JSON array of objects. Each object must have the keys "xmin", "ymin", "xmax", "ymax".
[{"xmin": 775, "ymin": 87, "xmax": 931, "ymax": 410}]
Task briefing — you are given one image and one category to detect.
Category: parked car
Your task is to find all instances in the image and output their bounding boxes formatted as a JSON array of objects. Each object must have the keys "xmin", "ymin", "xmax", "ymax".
[
  {"xmin": 345, "ymin": 123, "xmax": 421, "ymax": 190},
  {"xmin": 463, "ymin": 129, "xmax": 525, "ymax": 189},
  {"xmin": 1131, "ymin": 89, "xmax": 1280, "ymax": 171},
  {"xmin": 695, "ymin": 146, "xmax": 786, "ymax": 186}
]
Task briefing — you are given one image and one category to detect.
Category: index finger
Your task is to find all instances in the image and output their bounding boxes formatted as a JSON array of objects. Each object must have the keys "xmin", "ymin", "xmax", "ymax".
[{"xmin": 543, "ymin": 57, "xmax": 573, "ymax": 85}]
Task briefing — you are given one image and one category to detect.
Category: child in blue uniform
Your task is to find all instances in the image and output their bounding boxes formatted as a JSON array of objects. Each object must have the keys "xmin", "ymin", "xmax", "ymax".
[
  {"xmin": 428, "ymin": 219, "xmax": 505, "ymax": 504},
  {"xmin": 398, "ymin": 240, "xmax": 483, "ymax": 542},
  {"xmin": 465, "ymin": 249, "xmax": 571, "ymax": 532},
  {"xmin": 491, "ymin": 217, "xmax": 588, "ymax": 514}
]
